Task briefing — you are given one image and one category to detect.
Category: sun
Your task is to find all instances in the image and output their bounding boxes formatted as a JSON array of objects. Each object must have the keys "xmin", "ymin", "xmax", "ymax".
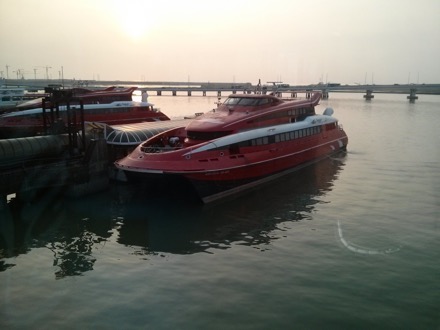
[
  {"xmin": 120, "ymin": 14, "xmax": 151, "ymax": 40},
  {"xmin": 110, "ymin": 0, "xmax": 160, "ymax": 40}
]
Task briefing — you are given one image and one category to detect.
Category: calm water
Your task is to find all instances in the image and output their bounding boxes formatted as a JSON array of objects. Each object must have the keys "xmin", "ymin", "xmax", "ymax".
[{"xmin": 1, "ymin": 93, "xmax": 439, "ymax": 329}]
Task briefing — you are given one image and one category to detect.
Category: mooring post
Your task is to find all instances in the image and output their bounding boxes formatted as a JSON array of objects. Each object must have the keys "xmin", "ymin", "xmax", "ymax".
[
  {"xmin": 80, "ymin": 100, "xmax": 86, "ymax": 151},
  {"xmin": 66, "ymin": 102, "xmax": 74, "ymax": 156},
  {"xmin": 322, "ymin": 89, "xmax": 329, "ymax": 99},
  {"xmin": 42, "ymin": 98, "xmax": 47, "ymax": 134},
  {"xmin": 363, "ymin": 89, "xmax": 374, "ymax": 100},
  {"xmin": 0, "ymin": 194, "xmax": 7, "ymax": 211},
  {"xmin": 407, "ymin": 88, "xmax": 418, "ymax": 102}
]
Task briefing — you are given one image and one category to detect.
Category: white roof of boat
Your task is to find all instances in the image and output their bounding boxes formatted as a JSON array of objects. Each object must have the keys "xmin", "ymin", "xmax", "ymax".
[
  {"xmin": 1, "ymin": 101, "xmax": 154, "ymax": 117},
  {"xmin": 105, "ymin": 119, "xmax": 190, "ymax": 146},
  {"xmin": 185, "ymin": 114, "xmax": 338, "ymax": 155}
]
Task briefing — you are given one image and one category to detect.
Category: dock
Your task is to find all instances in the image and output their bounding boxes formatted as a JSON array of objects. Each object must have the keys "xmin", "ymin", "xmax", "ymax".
[
  {"xmin": 0, "ymin": 119, "xmax": 188, "ymax": 204},
  {"xmin": 0, "ymin": 88, "xmax": 188, "ymax": 206}
]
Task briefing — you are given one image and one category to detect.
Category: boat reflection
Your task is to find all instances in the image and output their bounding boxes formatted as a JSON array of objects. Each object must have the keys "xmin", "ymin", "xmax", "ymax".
[{"xmin": 0, "ymin": 153, "xmax": 346, "ymax": 278}]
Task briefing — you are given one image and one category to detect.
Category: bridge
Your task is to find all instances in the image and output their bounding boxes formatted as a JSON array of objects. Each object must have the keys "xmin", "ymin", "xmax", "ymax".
[
  {"xmin": 137, "ymin": 83, "xmax": 440, "ymax": 101},
  {"xmin": 2, "ymin": 78, "xmax": 440, "ymax": 101}
]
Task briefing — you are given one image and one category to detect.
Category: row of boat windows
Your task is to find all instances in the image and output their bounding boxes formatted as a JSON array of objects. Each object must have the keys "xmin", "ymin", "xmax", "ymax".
[
  {"xmin": 10, "ymin": 107, "xmax": 153, "ymax": 118},
  {"xmin": 225, "ymin": 126, "xmax": 325, "ymax": 150},
  {"xmin": 67, "ymin": 107, "xmax": 153, "ymax": 114},
  {"xmin": 1, "ymin": 96, "xmax": 23, "ymax": 101},
  {"xmin": 249, "ymin": 126, "xmax": 322, "ymax": 147},
  {"xmin": 288, "ymin": 107, "xmax": 311, "ymax": 115},
  {"xmin": 78, "ymin": 107, "xmax": 129, "ymax": 114}
]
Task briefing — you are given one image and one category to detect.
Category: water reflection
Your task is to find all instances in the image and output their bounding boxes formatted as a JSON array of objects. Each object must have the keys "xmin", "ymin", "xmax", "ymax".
[{"xmin": 0, "ymin": 154, "xmax": 345, "ymax": 278}]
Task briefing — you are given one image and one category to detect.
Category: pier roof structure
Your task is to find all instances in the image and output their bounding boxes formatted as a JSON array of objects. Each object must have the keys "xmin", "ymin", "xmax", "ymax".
[{"xmin": 104, "ymin": 119, "xmax": 191, "ymax": 146}]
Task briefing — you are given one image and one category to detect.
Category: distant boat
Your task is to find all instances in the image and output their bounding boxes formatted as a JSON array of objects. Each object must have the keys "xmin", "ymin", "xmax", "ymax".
[
  {"xmin": 0, "ymin": 88, "xmax": 170, "ymax": 138},
  {"xmin": 115, "ymin": 91, "xmax": 348, "ymax": 203},
  {"xmin": 0, "ymin": 87, "xmax": 27, "ymax": 111}
]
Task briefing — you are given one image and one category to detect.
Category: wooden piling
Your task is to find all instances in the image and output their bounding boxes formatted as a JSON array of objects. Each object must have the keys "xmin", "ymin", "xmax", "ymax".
[
  {"xmin": 363, "ymin": 89, "xmax": 374, "ymax": 100},
  {"xmin": 407, "ymin": 88, "xmax": 418, "ymax": 102}
]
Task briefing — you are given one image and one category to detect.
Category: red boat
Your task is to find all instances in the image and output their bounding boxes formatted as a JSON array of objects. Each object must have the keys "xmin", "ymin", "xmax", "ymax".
[
  {"xmin": 14, "ymin": 86, "xmax": 135, "ymax": 111},
  {"xmin": 0, "ymin": 87, "xmax": 170, "ymax": 138},
  {"xmin": 114, "ymin": 92, "xmax": 348, "ymax": 203}
]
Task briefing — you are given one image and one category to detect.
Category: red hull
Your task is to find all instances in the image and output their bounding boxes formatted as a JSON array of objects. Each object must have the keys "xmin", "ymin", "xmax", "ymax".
[
  {"xmin": 185, "ymin": 136, "xmax": 347, "ymax": 202},
  {"xmin": 0, "ymin": 103, "xmax": 170, "ymax": 139}
]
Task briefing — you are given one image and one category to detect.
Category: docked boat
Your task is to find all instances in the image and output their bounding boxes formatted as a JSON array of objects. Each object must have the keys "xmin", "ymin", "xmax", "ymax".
[
  {"xmin": 0, "ymin": 87, "xmax": 27, "ymax": 111},
  {"xmin": 0, "ymin": 90, "xmax": 170, "ymax": 138},
  {"xmin": 14, "ymin": 86, "xmax": 136, "ymax": 111},
  {"xmin": 114, "ymin": 92, "xmax": 348, "ymax": 203}
]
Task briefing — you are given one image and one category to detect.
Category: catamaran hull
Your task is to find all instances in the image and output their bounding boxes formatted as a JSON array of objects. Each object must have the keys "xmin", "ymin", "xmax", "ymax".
[
  {"xmin": 187, "ymin": 140, "xmax": 347, "ymax": 203},
  {"xmin": 120, "ymin": 137, "xmax": 347, "ymax": 203},
  {"xmin": 193, "ymin": 152, "xmax": 339, "ymax": 203}
]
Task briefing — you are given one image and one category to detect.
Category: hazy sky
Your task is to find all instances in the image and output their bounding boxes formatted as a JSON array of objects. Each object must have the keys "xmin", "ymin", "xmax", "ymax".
[{"xmin": 1, "ymin": 0, "xmax": 439, "ymax": 85}]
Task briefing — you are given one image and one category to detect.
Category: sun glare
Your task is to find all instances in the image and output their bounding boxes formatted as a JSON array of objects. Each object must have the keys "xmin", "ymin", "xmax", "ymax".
[{"xmin": 111, "ymin": 0, "xmax": 161, "ymax": 40}]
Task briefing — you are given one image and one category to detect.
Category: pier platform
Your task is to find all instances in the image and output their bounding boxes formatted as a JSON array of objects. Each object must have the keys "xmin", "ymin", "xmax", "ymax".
[{"xmin": 0, "ymin": 118, "xmax": 191, "ymax": 202}]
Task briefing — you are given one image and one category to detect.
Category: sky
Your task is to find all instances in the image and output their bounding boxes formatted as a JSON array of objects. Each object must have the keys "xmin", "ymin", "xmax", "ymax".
[{"xmin": 1, "ymin": 0, "xmax": 439, "ymax": 85}]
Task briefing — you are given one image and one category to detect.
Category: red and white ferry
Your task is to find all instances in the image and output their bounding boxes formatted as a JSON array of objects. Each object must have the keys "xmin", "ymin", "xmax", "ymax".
[
  {"xmin": 115, "ymin": 92, "xmax": 348, "ymax": 203},
  {"xmin": 0, "ymin": 87, "xmax": 170, "ymax": 138},
  {"xmin": 15, "ymin": 86, "xmax": 136, "ymax": 111}
]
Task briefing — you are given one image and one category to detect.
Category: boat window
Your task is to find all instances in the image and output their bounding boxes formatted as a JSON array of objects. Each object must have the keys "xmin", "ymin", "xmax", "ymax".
[
  {"xmin": 237, "ymin": 98, "xmax": 258, "ymax": 106},
  {"xmin": 257, "ymin": 98, "xmax": 270, "ymax": 106},
  {"xmin": 229, "ymin": 144, "xmax": 240, "ymax": 154},
  {"xmin": 325, "ymin": 123, "xmax": 337, "ymax": 130},
  {"xmin": 238, "ymin": 140, "xmax": 252, "ymax": 148},
  {"xmin": 251, "ymin": 137, "xmax": 268, "ymax": 146},
  {"xmin": 223, "ymin": 98, "xmax": 241, "ymax": 105},
  {"xmin": 223, "ymin": 97, "xmax": 271, "ymax": 107}
]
